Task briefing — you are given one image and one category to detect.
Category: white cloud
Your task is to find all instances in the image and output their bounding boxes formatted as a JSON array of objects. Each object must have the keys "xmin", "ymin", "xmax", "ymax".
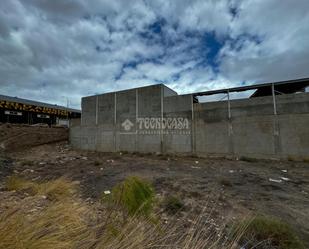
[{"xmin": 0, "ymin": 0, "xmax": 308, "ymax": 109}]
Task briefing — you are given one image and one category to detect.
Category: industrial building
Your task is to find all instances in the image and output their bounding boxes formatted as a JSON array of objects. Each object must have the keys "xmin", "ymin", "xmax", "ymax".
[
  {"xmin": 70, "ymin": 77, "xmax": 309, "ymax": 159},
  {"xmin": 0, "ymin": 94, "xmax": 81, "ymax": 126}
]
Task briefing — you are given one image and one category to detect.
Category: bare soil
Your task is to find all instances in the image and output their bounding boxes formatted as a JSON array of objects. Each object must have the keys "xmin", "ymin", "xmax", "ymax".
[
  {"xmin": 0, "ymin": 123, "xmax": 68, "ymax": 151},
  {"xmin": 0, "ymin": 139, "xmax": 308, "ymax": 245}
]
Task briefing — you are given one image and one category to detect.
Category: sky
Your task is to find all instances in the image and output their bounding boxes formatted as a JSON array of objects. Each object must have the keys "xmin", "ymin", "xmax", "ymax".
[{"xmin": 1, "ymin": 0, "xmax": 309, "ymax": 109}]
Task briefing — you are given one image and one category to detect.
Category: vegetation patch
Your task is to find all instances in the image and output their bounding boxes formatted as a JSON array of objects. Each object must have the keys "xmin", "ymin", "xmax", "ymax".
[
  {"xmin": 106, "ymin": 176, "xmax": 155, "ymax": 217},
  {"xmin": 237, "ymin": 216, "xmax": 305, "ymax": 249},
  {"xmin": 162, "ymin": 195, "xmax": 185, "ymax": 214},
  {"xmin": 5, "ymin": 176, "xmax": 77, "ymax": 201}
]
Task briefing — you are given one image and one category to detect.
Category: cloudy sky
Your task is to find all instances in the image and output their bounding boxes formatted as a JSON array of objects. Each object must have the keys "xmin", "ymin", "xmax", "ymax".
[{"xmin": 1, "ymin": 0, "xmax": 309, "ymax": 109}]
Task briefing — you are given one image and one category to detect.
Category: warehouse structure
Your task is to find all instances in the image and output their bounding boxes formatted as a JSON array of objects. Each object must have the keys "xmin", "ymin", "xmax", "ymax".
[
  {"xmin": 0, "ymin": 95, "xmax": 81, "ymax": 126},
  {"xmin": 70, "ymin": 78, "xmax": 309, "ymax": 159}
]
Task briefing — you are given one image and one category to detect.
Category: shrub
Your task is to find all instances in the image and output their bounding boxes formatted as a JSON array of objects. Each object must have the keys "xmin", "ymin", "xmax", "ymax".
[
  {"xmin": 237, "ymin": 216, "xmax": 305, "ymax": 249},
  {"xmin": 163, "ymin": 195, "xmax": 185, "ymax": 214},
  {"xmin": 108, "ymin": 176, "xmax": 155, "ymax": 217}
]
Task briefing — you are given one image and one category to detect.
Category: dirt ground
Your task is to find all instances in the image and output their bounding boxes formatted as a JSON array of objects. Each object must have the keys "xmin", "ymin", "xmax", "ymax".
[
  {"xmin": 0, "ymin": 123, "xmax": 68, "ymax": 151},
  {"xmin": 0, "ymin": 140, "xmax": 308, "ymax": 245}
]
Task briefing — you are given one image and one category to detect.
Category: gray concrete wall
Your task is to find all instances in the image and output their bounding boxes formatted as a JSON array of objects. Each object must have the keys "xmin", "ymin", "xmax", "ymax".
[
  {"xmin": 70, "ymin": 85, "xmax": 309, "ymax": 160},
  {"xmin": 163, "ymin": 94, "xmax": 192, "ymax": 153},
  {"xmin": 194, "ymin": 92, "xmax": 309, "ymax": 159}
]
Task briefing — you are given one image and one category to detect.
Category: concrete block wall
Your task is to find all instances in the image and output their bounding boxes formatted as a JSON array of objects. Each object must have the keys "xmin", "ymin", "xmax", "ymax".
[
  {"xmin": 194, "ymin": 92, "xmax": 309, "ymax": 159},
  {"xmin": 70, "ymin": 84, "xmax": 309, "ymax": 159},
  {"xmin": 163, "ymin": 94, "xmax": 192, "ymax": 153}
]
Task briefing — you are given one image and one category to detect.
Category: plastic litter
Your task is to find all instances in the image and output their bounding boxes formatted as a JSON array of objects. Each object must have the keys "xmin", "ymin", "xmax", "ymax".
[{"xmin": 269, "ymin": 178, "xmax": 282, "ymax": 183}]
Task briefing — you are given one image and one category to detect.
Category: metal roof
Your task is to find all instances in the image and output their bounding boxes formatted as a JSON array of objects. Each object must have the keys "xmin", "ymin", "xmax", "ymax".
[
  {"xmin": 0, "ymin": 94, "xmax": 81, "ymax": 113},
  {"xmin": 192, "ymin": 77, "xmax": 309, "ymax": 97}
]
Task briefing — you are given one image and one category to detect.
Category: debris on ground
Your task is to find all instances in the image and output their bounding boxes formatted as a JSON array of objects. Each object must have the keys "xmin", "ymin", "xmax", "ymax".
[{"xmin": 269, "ymin": 178, "xmax": 283, "ymax": 183}]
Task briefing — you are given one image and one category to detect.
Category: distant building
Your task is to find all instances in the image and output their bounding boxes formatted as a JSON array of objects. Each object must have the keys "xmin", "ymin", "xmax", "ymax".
[
  {"xmin": 0, "ymin": 94, "xmax": 81, "ymax": 126},
  {"xmin": 70, "ymin": 77, "xmax": 309, "ymax": 160}
]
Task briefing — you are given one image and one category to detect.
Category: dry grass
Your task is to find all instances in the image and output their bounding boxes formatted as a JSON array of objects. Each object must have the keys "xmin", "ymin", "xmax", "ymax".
[
  {"xmin": 236, "ymin": 216, "xmax": 305, "ymax": 249},
  {"xmin": 0, "ymin": 201, "xmax": 91, "ymax": 249},
  {"xmin": 5, "ymin": 176, "xmax": 77, "ymax": 201},
  {"xmin": 0, "ymin": 199, "xmax": 242, "ymax": 249},
  {"xmin": 2, "ymin": 177, "xmax": 303, "ymax": 249}
]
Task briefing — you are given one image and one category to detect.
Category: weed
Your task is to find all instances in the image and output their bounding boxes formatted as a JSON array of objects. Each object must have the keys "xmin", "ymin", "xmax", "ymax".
[
  {"xmin": 107, "ymin": 176, "xmax": 155, "ymax": 217},
  {"xmin": 162, "ymin": 195, "xmax": 185, "ymax": 214},
  {"xmin": 0, "ymin": 200, "xmax": 91, "ymax": 249},
  {"xmin": 6, "ymin": 175, "xmax": 38, "ymax": 194},
  {"xmin": 237, "ymin": 216, "xmax": 305, "ymax": 249},
  {"xmin": 5, "ymin": 176, "xmax": 77, "ymax": 201},
  {"xmin": 38, "ymin": 178, "xmax": 77, "ymax": 201}
]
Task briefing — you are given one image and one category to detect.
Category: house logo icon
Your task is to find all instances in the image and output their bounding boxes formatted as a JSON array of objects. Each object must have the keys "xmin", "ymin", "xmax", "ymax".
[{"xmin": 121, "ymin": 119, "xmax": 134, "ymax": 131}]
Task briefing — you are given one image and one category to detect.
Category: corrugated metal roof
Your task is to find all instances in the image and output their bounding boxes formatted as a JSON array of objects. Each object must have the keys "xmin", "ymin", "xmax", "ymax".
[
  {"xmin": 0, "ymin": 94, "xmax": 81, "ymax": 113},
  {"xmin": 192, "ymin": 77, "xmax": 309, "ymax": 96}
]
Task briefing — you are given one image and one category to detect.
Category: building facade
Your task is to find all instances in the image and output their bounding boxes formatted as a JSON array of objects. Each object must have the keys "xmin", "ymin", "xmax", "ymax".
[{"xmin": 0, "ymin": 95, "xmax": 81, "ymax": 126}]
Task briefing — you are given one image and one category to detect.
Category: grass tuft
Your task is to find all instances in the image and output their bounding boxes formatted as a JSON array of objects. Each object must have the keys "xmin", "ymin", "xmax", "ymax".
[
  {"xmin": 237, "ymin": 216, "xmax": 305, "ymax": 249},
  {"xmin": 6, "ymin": 175, "xmax": 38, "ymax": 194},
  {"xmin": 5, "ymin": 176, "xmax": 77, "ymax": 201},
  {"xmin": 162, "ymin": 195, "xmax": 185, "ymax": 214},
  {"xmin": 106, "ymin": 176, "xmax": 155, "ymax": 217},
  {"xmin": 0, "ymin": 201, "xmax": 92, "ymax": 249}
]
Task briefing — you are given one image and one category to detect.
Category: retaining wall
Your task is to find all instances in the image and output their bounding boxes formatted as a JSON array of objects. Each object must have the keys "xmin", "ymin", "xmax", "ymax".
[{"xmin": 70, "ymin": 84, "xmax": 309, "ymax": 159}]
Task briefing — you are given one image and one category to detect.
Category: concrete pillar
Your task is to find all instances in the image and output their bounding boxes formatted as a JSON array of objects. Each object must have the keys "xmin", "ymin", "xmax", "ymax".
[
  {"xmin": 191, "ymin": 94, "xmax": 195, "ymax": 154},
  {"xmin": 227, "ymin": 90, "xmax": 234, "ymax": 154}
]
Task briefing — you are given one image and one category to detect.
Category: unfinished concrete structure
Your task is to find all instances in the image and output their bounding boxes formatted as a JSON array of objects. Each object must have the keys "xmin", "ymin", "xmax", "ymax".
[{"xmin": 70, "ymin": 78, "xmax": 309, "ymax": 159}]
